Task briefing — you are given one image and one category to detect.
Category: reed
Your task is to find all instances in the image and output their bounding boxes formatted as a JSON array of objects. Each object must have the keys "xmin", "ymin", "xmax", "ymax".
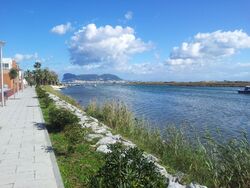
[
  {"xmin": 42, "ymin": 85, "xmax": 83, "ymax": 110},
  {"xmin": 86, "ymin": 100, "xmax": 250, "ymax": 187}
]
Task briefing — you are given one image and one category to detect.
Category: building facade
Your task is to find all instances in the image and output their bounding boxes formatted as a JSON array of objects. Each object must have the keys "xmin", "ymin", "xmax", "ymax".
[{"xmin": 1, "ymin": 58, "xmax": 20, "ymax": 91}]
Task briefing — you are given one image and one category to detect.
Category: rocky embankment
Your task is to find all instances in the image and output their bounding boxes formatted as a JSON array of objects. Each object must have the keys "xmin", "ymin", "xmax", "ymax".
[{"xmin": 48, "ymin": 92, "xmax": 207, "ymax": 188}]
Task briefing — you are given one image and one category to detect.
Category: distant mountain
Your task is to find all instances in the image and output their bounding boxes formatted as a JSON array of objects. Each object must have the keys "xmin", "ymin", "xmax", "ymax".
[{"xmin": 62, "ymin": 73, "xmax": 123, "ymax": 82}]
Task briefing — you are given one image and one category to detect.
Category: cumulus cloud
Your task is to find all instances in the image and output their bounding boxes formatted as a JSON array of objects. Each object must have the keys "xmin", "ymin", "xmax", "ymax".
[
  {"xmin": 68, "ymin": 23, "xmax": 152, "ymax": 67},
  {"xmin": 166, "ymin": 30, "xmax": 250, "ymax": 66},
  {"xmin": 117, "ymin": 62, "xmax": 164, "ymax": 74},
  {"xmin": 14, "ymin": 53, "xmax": 38, "ymax": 62},
  {"xmin": 125, "ymin": 11, "xmax": 133, "ymax": 20},
  {"xmin": 51, "ymin": 22, "xmax": 72, "ymax": 35}
]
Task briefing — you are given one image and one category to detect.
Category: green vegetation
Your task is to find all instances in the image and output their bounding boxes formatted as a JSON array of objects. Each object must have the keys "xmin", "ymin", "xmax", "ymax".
[
  {"xmin": 48, "ymin": 107, "xmax": 80, "ymax": 132},
  {"xmin": 24, "ymin": 62, "xmax": 59, "ymax": 86},
  {"xmin": 90, "ymin": 143, "xmax": 167, "ymax": 188},
  {"xmin": 37, "ymin": 86, "xmax": 167, "ymax": 188},
  {"xmin": 42, "ymin": 85, "xmax": 82, "ymax": 109},
  {"xmin": 86, "ymin": 100, "xmax": 250, "ymax": 188},
  {"xmin": 37, "ymin": 85, "xmax": 250, "ymax": 187},
  {"xmin": 9, "ymin": 68, "xmax": 18, "ymax": 98},
  {"xmin": 36, "ymin": 86, "xmax": 104, "ymax": 187},
  {"xmin": 64, "ymin": 124, "xmax": 86, "ymax": 153},
  {"xmin": 130, "ymin": 81, "xmax": 250, "ymax": 87}
]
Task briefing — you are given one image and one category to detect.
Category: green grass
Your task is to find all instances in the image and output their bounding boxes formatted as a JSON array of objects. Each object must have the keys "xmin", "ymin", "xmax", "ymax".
[
  {"xmin": 37, "ymin": 87, "xmax": 104, "ymax": 188},
  {"xmin": 40, "ymin": 86, "xmax": 250, "ymax": 188},
  {"xmin": 49, "ymin": 133, "xmax": 104, "ymax": 188},
  {"xmin": 86, "ymin": 100, "xmax": 250, "ymax": 188},
  {"xmin": 42, "ymin": 85, "xmax": 83, "ymax": 110}
]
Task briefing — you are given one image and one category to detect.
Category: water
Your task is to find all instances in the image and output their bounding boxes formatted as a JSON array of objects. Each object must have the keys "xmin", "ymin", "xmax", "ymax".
[{"xmin": 61, "ymin": 84, "xmax": 250, "ymax": 139}]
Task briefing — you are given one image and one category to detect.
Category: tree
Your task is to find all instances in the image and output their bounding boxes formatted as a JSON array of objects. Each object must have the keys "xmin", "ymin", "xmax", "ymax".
[
  {"xmin": 27, "ymin": 62, "xmax": 59, "ymax": 86},
  {"xmin": 34, "ymin": 62, "xmax": 41, "ymax": 69},
  {"xmin": 24, "ymin": 69, "xmax": 35, "ymax": 86},
  {"xmin": 9, "ymin": 68, "xmax": 18, "ymax": 98},
  {"xmin": 33, "ymin": 62, "xmax": 42, "ymax": 86}
]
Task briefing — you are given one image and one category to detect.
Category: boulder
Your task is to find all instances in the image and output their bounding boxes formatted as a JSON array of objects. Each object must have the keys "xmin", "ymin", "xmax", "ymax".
[
  {"xmin": 96, "ymin": 135, "xmax": 121, "ymax": 146},
  {"xmin": 86, "ymin": 134, "xmax": 104, "ymax": 141},
  {"xmin": 96, "ymin": 145, "xmax": 111, "ymax": 153}
]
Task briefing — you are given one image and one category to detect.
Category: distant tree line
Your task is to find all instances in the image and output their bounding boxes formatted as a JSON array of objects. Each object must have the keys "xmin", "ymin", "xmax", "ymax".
[{"xmin": 24, "ymin": 62, "xmax": 59, "ymax": 86}]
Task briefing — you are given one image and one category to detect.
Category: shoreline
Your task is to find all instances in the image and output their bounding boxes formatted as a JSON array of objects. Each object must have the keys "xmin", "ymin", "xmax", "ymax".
[
  {"xmin": 41, "ymin": 85, "xmax": 207, "ymax": 188},
  {"xmin": 129, "ymin": 81, "xmax": 250, "ymax": 87},
  {"xmin": 39, "ymin": 85, "xmax": 250, "ymax": 188}
]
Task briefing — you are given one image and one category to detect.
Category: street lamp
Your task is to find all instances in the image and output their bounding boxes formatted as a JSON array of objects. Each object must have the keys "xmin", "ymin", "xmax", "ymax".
[{"xmin": 0, "ymin": 41, "xmax": 6, "ymax": 107}]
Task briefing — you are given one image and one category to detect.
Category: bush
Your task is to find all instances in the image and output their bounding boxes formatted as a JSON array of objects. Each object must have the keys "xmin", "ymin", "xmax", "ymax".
[
  {"xmin": 42, "ymin": 93, "xmax": 53, "ymax": 107},
  {"xmin": 48, "ymin": 107, "xmax": 80, "ymax": 132},
  {"xmin": 90, "ymin": 143, "xmax": 167, "ymax": 188},
  {"xmin": 36, "ymin": 86, "xmax": 47, "ymax": 98},
  {"xmin": 64, "ymin": 124, "xmax": 85, "ymax": 153},
  {"xmin": 86, "ymin": 100, "xmax": 250, "ymax": 187}
]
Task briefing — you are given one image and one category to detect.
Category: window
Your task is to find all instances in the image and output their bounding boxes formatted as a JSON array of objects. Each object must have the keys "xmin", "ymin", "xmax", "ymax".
[{"xmin": 3, "ymin": 63, "xmax": 9, "ymax": 69}]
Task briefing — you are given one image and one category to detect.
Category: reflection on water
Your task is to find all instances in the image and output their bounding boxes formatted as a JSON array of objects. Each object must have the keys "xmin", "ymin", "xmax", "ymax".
[{"xmin": 61, "ymin": 84, "xmax": 250, "ymax": 139}]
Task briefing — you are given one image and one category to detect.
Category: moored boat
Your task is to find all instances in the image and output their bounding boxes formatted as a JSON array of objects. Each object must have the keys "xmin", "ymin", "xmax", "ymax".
[{"xmin": 238, "ymin": 86, "xmax": 250, "ymax": 94}]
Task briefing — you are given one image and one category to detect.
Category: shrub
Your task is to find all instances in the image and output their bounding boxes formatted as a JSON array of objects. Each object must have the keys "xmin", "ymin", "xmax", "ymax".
[
  {"xmin": 36, "ymin": 86, "xmax": 47, "ymax": 98},
  {"xmin": 64, "ymin": 124, "xmax": 85, "ymax": 153},
  {"xmin": 48, "ymin": 107, "xmax": 80, "ymax": 132},
  {"xmin": 202, "ymin": 133, "xmax": 250, "ymax": 187},
  {"xmin": 42, "ymin": 93, "xmax": 53, "ymax": 107},
  {"xmin": 86, "ymin": 100, "xmax": 250, "ymax": 187},
  {"xmin": 42, "ymin": 85, "xmax": 83, "ymax": 110},
  {"xmin": 90, "ymin": 143, "xmax": 167, "ymax": 188}
]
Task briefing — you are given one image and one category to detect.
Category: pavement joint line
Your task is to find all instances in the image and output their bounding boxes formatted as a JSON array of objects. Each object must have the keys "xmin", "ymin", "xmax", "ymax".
[{"xmin": 0, "ymin": 87, "xmax": 64, "ymax": 188}]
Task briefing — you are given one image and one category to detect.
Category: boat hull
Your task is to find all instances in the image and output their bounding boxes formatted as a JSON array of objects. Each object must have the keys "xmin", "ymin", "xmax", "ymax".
[{"xmin": 238, "ymin": 90, "xmax": 250, "ymax": 94}]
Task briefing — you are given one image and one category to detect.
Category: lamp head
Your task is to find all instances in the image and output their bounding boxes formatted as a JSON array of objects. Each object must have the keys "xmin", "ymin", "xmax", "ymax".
[{"xmin": 0, "ymin": 41, "xmax": 6, "ymax": 47}]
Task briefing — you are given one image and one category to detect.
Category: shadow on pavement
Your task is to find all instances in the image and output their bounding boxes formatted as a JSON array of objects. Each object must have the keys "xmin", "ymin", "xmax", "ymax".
[{"xmin": 34, "ymin": 122, "xmax": 46, "ymax": 130}]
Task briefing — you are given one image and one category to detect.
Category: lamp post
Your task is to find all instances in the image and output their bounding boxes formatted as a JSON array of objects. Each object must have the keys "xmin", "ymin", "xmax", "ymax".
[{"xmin": 0, "ymin": 41, "xmax": 6, "ymax": 107}]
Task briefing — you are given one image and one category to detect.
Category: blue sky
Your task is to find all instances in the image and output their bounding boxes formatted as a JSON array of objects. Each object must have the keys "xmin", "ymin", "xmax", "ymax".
[{"xmin": 1, "ymin": 0, "xmax": 250, "ymax": 81}]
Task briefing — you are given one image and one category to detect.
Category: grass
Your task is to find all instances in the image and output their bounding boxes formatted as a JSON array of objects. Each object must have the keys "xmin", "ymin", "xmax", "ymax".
[
  {"xmin": 86, "ymin": 100, "xmax": 250, "ymax": 188},
  {"xmin": 42, "ymin": 85, "xmax": 83, "ymax": 110},
  {"xmin": 37, "ymin": 87, "xmax": 104, "ymax": 188},
  {"xmin": 40, "ymin": 86, "xmax": 250, "ymax": 187}
]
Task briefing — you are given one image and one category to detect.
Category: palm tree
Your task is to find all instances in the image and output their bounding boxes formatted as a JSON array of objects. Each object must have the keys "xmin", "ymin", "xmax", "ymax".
[
  {"xmin": 33, "ymin": 62, "xmax": 42, "ymax": 86},
  {"xmin": 24, "ymin": 69, "xmax": 34, "ymax": 86},
  {"xmin": 42, "ymin": 68, "xmax": 50, "ymax": 85},
  {"xmin": 34, "ymin": 62, "xmax": 41, "ymax": 69},
  {"xmin": 9, "ymin": 68, "xmax": 18, "ymax": 99}
]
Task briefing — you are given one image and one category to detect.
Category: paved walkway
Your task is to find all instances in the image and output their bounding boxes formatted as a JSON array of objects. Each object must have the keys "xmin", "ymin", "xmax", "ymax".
[{"xmin": 0, "ymin": 87, "xmax": 64, "ymax": 188}]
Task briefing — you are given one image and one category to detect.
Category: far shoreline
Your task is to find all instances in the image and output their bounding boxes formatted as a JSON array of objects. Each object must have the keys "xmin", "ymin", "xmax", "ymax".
[{"xmin": 128, "ymin": 81, "xmax": 250, "ymax": 87}]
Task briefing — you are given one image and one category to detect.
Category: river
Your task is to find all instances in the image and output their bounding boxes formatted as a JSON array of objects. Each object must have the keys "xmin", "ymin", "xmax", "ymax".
[{"xmin": 61, "ymin": 84, "xmax": 250, "ymax": 139}]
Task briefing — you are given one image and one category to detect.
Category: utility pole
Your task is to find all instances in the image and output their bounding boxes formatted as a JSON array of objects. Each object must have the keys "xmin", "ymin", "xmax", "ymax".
[{"xmin": 0, "ymin": 41, "xmax": 6, "ymax": 107}]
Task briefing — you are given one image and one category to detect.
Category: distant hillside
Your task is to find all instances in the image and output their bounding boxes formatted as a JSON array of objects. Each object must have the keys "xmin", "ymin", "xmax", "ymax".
[{"xmin": 62, "ymin": 73, "xmax": 122, "ymax": 82}]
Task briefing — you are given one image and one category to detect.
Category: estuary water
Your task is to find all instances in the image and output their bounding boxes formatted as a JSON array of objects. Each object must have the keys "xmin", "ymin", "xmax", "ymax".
[{"xmin": 61, "ymin": 84, "xmax": 250, "ymax": 139}]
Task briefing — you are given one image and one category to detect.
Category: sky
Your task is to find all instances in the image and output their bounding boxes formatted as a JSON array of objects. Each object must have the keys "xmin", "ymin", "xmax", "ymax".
[{"xmin": 1, "ymin": 0, "xmax": 250, "ymax": 81}]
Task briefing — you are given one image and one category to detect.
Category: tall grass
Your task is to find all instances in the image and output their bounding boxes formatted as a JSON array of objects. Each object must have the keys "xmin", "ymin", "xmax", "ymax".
[
  {"xmin": 36, "ymin": 86, "xmax": 105, "ymax": 187},
  {"xmin": 42, "ymin": 85, "xmax": 83, "ymax": 110},
  {"xmin": 86, "ymin": 100, "xmax": 250, "ymax": 187}
]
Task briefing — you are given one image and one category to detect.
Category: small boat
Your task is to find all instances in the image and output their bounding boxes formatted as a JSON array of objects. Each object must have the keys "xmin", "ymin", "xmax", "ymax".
[{"xmin": 238, "ymin": 86, "xmax": 250, "ymax": 94}]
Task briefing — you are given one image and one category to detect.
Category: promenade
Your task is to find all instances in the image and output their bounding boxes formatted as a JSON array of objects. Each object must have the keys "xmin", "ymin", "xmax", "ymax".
[{"xmin": 0, "ymin": 87, "xmax": 64, "ymax": 188}]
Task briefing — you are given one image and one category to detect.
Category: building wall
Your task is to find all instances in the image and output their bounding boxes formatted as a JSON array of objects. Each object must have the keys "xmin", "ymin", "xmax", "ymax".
[{"xmin": 1, "ymin": 59, "xmax": 20, "ymax": 90}]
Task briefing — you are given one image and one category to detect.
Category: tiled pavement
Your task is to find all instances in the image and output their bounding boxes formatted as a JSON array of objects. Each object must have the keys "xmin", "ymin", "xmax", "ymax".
[{"xmin": 0, "ymin": 87, "xmax": 64, "ymax": 188}]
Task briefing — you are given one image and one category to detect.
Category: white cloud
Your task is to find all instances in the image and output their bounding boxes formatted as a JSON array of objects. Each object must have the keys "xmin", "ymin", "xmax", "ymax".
[
  {"xmin": 118, "ymin": 62, "xmax": 164, "ymax": 74},
  {"xmin": 68, "ymin": 23, "xmax": 152, "ymax": 68},
  {"xmin": 14, "ymin": 53, "xmax": 38, "ymax": 62},
  {"xmin": 125, "ymin": 11, "xmax": 133, "ymax": 20},
  {"xmin": 166, "ymin": 30, "xmax": 250, "ymax": 66},
  {"xmin": 51, "ymin": 22, "xmax": 72, "ymax": 35}
]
